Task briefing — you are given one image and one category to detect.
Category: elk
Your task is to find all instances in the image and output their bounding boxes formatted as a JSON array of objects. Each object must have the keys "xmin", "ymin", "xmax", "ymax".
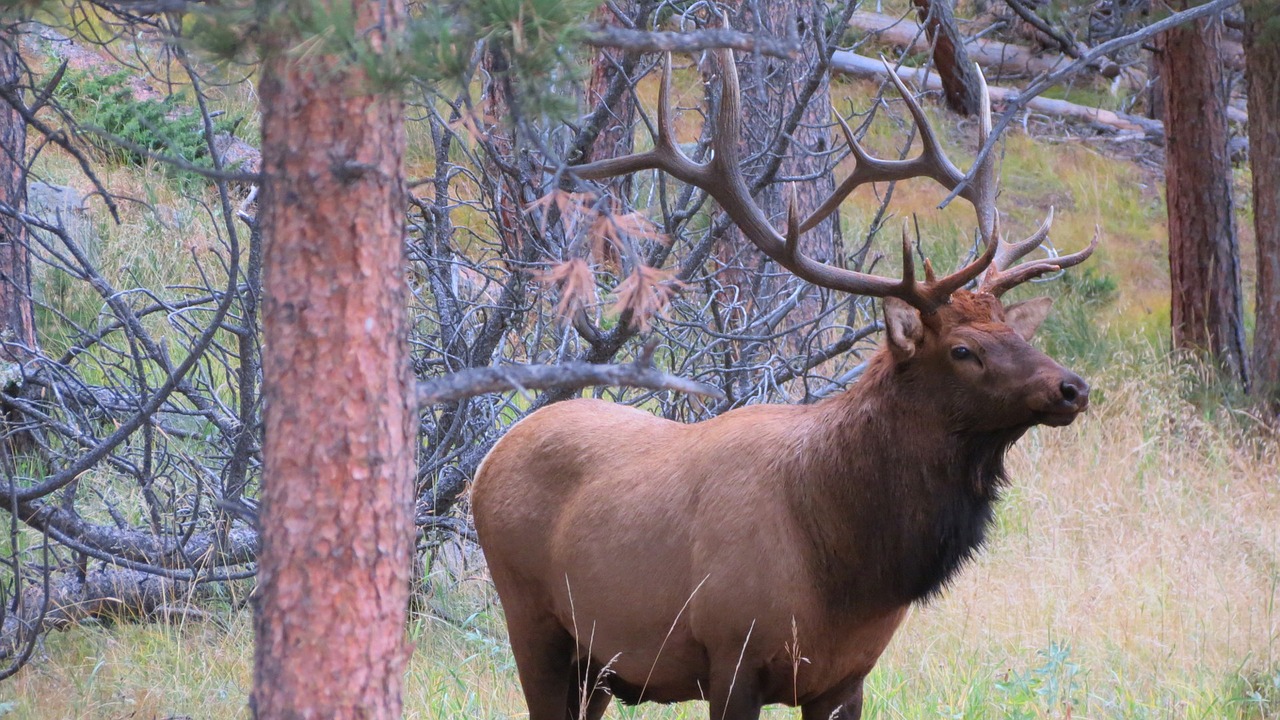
[{"xmin": 472, "ymin": 50, "xmax": 1096, "ymax": 720}]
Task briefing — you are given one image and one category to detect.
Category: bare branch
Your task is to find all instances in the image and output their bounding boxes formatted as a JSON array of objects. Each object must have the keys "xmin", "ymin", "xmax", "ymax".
[
  {"xmin": 582, "ymin": 25, "xmax": 800, "ymax": 59},
  {"xmin": 417, "ymin": 360, "xmax": 726, "ymax": 405}
]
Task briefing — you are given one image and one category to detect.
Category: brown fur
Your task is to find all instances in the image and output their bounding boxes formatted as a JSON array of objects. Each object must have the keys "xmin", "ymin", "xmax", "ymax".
[{"xmin": 472, "ymin": 290, "xmax": 1088, "ymax": 720}]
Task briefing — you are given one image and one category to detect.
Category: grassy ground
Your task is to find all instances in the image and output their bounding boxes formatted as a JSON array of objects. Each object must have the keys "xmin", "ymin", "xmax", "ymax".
[{"xmin": 4, "ymin": 353, "xmax": 1278, "ymax": 719}]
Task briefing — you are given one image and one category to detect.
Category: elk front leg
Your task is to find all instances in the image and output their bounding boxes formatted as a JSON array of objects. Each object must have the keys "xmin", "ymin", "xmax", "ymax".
[
  {"xmin": 707, "ymin": 657, "xmax": 764, "ymax": 720},
  {"xmin": 505, "ymin": 613, "xmax": 579, "ymax": 720},
  {"xmin": 801, "ymin": 676, "xmax": 865, "ymax": 720}
]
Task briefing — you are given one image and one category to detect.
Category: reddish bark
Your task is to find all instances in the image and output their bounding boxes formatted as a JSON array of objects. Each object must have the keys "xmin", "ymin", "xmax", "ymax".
[
  {"xmin": 1244, "ymin": 0, "xmax": 1280, "ymax": 409},
  {"xmin": 250, "ymin": 0, "xmax": 415, "ymax": 716},
  {"xmin": 583, "ymin": 4, "xmax": 637, "ymax": 167},
  {"xmin": 1156, "ymin": 8, "xmax": 1248, "ymax": 385},
  {"xmin": 479, "ymin": 45, "xmax": 532, "ymax": 260},
  {"xmin": 912, "ymin": 0, "xmax": 984, "ymax": 116},
  {"xmin": 583, "ymin": 2, "xmax": 638, "ymax": 267}
]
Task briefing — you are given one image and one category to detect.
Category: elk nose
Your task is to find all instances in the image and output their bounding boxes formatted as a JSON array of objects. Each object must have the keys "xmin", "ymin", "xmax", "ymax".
[{"xmin": 1059, "ymin": 373, "xmax": 1089, "ymax": 409}]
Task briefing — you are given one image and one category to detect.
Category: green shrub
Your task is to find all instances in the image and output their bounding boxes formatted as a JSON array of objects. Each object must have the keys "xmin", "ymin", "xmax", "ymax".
[{"xmin": 54, "ymin": 69, "xmax": 239, "ymax": 186}]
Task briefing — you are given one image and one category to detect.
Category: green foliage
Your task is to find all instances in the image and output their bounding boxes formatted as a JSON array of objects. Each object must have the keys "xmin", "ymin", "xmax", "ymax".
[
  {"xmin": 182, "ymin": 4, "xmax": 258, "ymax": 64},
  {"xmin": 1227, "ymin": 667, "xmax": 1280, "ymax": 719},
  {"xmin": 188, "ymin": 0, "xmax": 593, "ymax": 121},
  {"xmin": 1038, "ymin": 266, "xmax": 1120, "ymax": 371},
  {"xmin": 995, "ymin": 642, "xmax": 1084, "ymax": 719},
  {"xmin": 52, "ymin": 68, "xmax": 239, "ymax": 186},
  {"xmin": 1244, "ymin": 0, "xmax": 1280, "ymax": 47},
  {"xmin": 403, "ymin": 0, "xmax": 594, "ymax": 119},
  {"xmin": 186, "ymin": 0, "xmax": 593, "ymax": 120}
]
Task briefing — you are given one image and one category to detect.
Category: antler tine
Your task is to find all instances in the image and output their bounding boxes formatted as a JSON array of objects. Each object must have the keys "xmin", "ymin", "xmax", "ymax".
[
  {"xmin": 900, "ymin": 223, "xmax": 917, "ymax": 288},
  {"xmin": 787, "ymin": 62, "xmax": 1000, "ymax": 310},
  {"xmin": 572, "ymin": 54, "xmax": 707, "ymax": 187},
  {"xmin": 991, "ymin": 207, "xmax": 1054, "ymax": 270},
  {"xmin": 797, "ymin": 61, "xmax": 996, "ymax": 236},
  {"xmin": 656, "ymin": 52, "xmax": 673, "ymax": 149},
  {"xmin": 572, "ymin": 48, "xmax": 1005, "ymax": 314},
  {"xmin": 977, "ymin": 217, "xmax": 1100, "ymax": 297}
]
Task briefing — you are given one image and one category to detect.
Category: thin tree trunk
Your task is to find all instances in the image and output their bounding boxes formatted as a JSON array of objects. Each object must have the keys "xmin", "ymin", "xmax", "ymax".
[
  {"xmin": 1244, "ymin": 0, "xmax": 1280, "ymax": 409},
  {"xmin": 1156, "ymin": 7, "xmax": 1248, "ymax": 386},
  {"xmin": 584, "ymin": 4, "xmax": 637, "ymax": 167},
  {"xmin": 716, "ymin": 0, "xmax": 838, "ymax": 325},
  {"xmin": 481, "ymin": 44, "xmax": 523, "ymax": 259},
  {"xmin": 583, "ymin": 2, "xmax": 639, "ymax": 266},
  {"xmin": 912, "ymin": 0, "xmax": 984, "ymax": 116},
  {"xmin": 251, "ymin": 0, "xmax": 414, "ymax": 715},
  {"xmin": 0, "ymin": 32, "xmax": 35, "ymax": 361}
]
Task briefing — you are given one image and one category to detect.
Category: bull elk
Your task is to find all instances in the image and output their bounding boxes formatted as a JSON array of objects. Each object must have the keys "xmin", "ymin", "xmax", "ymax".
[{"xmin": 472, "ymin": 50, "xmax": 1097, "ymax": 720}]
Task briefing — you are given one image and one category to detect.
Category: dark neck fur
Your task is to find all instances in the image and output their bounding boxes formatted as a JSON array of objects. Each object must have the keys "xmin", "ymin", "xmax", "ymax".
[{"xmin": 792, "ymin": 351, "xmax": 1027, "ymax": 615}]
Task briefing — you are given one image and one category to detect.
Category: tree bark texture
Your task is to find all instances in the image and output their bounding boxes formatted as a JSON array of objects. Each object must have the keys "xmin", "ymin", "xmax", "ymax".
[
  {"xmin": 716, "ymin": 0, "xmax": 837, "ymax": 321},
  {"xmin": 480, "ymin": 44, "xmax": 524, "ymax": 257},
  {"xmin": 912, "ymin": 0, "xmax": 984, "ymax": 116},
  {"xmin": 251, "ymin": 0, "xmax": 414, "ymax": 715},
  {"xmin": 1244, "ymin": 0, "xmax": 1280, "ymax": 408},
  {"xmin": 1156, "ymin": 9, "xmax": 1248, "ymax": 385},
  {"xmin": 584, "ymin": 3, "xmax": 637, "ymax": 167},
  {"xmin": 583, "ymin": 2, "xmax": 639, "ymax": 265},
  {"xmin": 0, "ymin": 33, "xmax": 35, "ymax": 360}
]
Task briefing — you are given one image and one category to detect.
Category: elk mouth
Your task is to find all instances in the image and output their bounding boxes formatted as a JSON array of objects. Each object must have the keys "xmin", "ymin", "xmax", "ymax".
[
  {"xmin": 1036, "ymin": 408, "xmax": 1081, "ymax": 427},
  {"xmin": 1034, "ymin": 396, "xmax": 1088, "ymax": 427}
]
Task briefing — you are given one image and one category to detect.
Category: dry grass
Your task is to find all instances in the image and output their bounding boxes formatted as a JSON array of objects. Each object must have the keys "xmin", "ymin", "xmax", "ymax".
[{"xmin": 4, "ymin": 355, "xmax": 1277, "ymax": 719}]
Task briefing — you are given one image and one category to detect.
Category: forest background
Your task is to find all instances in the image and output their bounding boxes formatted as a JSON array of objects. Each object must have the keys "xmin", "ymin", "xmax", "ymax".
[{"xmin": 0, "ymin": 0, "xmax": 1277, "ymax": 717}]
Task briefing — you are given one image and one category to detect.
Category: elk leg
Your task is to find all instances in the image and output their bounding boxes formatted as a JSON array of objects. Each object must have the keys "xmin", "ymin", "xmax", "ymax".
[
  {"xmin": 707, "ymin": 660, "xmax": 763, "ymax": 720},
  {"xmin": 800, "ymin": 677, "xmax": 865, "ymax": 720},
  {"xmin": 571, "ymin": 684, "xmax": 612, "ymax": 720},
  {"xmin": 567, "ymin": 659, "xmax": 613, "ymax": 720},
  {"xmin": 506, "ymin": 616, "xmax": 578, "ymax": 720}
]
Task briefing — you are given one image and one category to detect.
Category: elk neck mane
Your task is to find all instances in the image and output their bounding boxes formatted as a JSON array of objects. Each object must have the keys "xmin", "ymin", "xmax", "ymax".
[{"xmin": 789, "ymin": 345, "xmax": 1029, "ymax": 614}]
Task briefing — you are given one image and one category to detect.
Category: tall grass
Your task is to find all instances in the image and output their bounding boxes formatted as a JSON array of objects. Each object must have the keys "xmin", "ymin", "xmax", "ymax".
[{"xmin": 5, "ymin": 351, "xmax": 1277, "ymax": 719}]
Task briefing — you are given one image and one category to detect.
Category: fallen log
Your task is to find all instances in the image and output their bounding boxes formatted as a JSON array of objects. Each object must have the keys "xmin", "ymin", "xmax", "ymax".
[
  {"xmin": 0, "ymin": 568, "xmax": 194, "ymax": 666},
  {"xmin": 829, "ymin": 50, "xmax": 1248, "ymax": 140},
  {"xmin": 848, "ymin": 10, "xmax": 1139, "ymax": 85}
]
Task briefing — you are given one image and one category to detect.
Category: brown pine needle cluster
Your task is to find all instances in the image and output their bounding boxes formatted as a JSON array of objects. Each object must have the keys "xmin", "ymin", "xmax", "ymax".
[
  {"xmin": 611, "ymin": 265, "xmax": 682, "ymax": 330},
  {"xmin": 527, "ymin": 190, "xmax": 677, "ymax": 329},
  {"xmin": 534, "ymin": 258, "xmax": 596, "ymax": 319}
]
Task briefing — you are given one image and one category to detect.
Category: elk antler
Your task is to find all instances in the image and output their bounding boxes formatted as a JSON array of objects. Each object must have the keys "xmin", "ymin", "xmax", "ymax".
[
  {"xmin": 571, "ymin": 49, "xmax": 1051, "ymax": 313},
  {"xmin": 975, "ymin": 210, "xmax": 1099, "ymax": 297}
]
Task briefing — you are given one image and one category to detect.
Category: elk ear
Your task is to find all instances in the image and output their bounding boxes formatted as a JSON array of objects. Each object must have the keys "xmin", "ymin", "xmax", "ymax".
[
  {"xmin": 884, "ymin": 297, "xmax": 924, "ymax": 360},
  {"xmin": 1004, "ymin": 296, "xmax": 1054, "ymax": 340}
]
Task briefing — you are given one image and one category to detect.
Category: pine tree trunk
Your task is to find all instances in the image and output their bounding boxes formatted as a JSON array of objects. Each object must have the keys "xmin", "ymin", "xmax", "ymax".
[
  {"xmin": 582, "ymin": 1, "xmax": 639, "ymax": 266},
  {"xmin": 1156, "ymin": 8, "xmax": 1248, "ymax": 386},
  {"xmin": 1244, "ymin": 0, "xmax": 1280, "ymax": 409},
  {"xmin": 0, "ymin": 34, "xmax": 35, "ymax": 361},
  {"xmin": 250, "ymin": 0, "xmax": 415, "ymax": 715},
  {"xmin": 583, "ymin": 3, "xmax": 637, "ymax": 167}
]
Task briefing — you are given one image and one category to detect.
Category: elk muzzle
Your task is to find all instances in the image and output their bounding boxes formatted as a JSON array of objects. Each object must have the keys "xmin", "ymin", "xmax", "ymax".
[{"xmin": 1033, "ymin": 368, "xmax": 1090, "ymax": 426}]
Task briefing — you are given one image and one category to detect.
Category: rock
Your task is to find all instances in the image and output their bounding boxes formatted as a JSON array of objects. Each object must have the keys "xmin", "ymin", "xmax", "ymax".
[{"xmin": 25, "ymin": 182, "xmax": 99, "ymax": 306}]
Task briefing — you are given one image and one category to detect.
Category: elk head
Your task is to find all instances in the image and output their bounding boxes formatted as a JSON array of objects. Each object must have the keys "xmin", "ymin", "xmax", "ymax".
[{"xmin": 885, "ymin": 290, "xmax": 1089, "ymax": 432}]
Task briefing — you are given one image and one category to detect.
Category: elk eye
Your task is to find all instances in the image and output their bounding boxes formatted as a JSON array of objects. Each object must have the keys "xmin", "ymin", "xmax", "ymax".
[{"xmin": 951, "ymin": 346, "xmax": 973, "ymax": 361}]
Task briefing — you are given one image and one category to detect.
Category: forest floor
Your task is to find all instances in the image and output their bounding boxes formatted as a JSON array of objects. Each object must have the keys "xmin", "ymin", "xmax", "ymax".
[{"xmin": 5, "ymin": 352, "xmax": 1279, "ymax": 718}]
